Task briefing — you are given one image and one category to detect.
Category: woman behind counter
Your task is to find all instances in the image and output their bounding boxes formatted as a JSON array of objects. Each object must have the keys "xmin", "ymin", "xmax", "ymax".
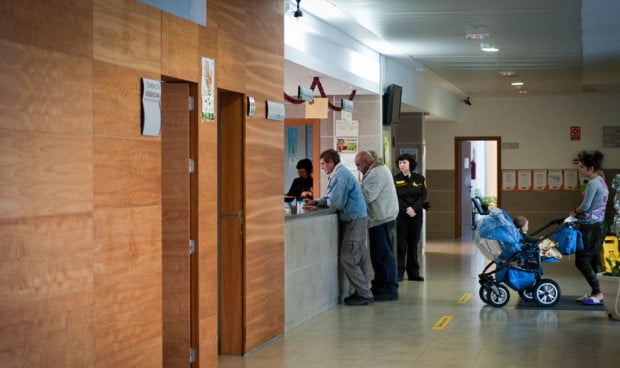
[
  {"xmin": 394, "ymin": 153, "xmax": 427, "ymax": 282},
  {"xmin": 286, "ymin": 158, "xmax": 314, "ymax": 200}
]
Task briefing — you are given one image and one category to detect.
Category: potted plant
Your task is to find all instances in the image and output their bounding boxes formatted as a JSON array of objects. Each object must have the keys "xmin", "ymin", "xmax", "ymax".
[{"xmin": 597, "ymin": 254, "xmax": 620, "ymax": 320}]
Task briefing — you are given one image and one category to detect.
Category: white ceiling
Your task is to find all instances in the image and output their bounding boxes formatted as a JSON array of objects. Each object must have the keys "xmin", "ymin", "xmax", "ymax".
[{"xmin": 286, "ymin": 0, "xmax": 620, "ymax": 99}]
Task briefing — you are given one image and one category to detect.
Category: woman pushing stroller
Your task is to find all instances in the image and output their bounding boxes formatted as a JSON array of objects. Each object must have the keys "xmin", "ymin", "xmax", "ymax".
[{"xmin": 572, "ymin": 150, "xmax": 609, "ymax": 305}]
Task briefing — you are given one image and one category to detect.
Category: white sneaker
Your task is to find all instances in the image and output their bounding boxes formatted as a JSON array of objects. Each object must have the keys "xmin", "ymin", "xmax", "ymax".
[{"xmin": 576, "ymin": 293, "xmax": 590, "ymax": 302}]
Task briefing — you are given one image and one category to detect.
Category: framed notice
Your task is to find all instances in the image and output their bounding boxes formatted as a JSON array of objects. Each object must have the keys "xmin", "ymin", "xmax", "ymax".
[
  {"xmin": 502, "ymin": 170, "xmax": 516, "ymax": 191},
  {"xmin": 563, "ymin": 169, "xmax": 579, "ymax": 191},
  {"xmin": 547, "ymin": 169, "xmax": 563, "ymax": 190},
  {"xmin": 532, "ymin": 169, "xmax": 547, "ymax": 191},
  {"xmin": 517, "ymin": 170, "xmax": 532, "ymax": 191}
]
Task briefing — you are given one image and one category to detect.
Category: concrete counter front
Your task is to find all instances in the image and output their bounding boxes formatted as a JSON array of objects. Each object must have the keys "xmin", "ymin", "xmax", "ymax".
[{"xmin": 284, "ymin": 207, "xmax": 339, "ymax": 331}]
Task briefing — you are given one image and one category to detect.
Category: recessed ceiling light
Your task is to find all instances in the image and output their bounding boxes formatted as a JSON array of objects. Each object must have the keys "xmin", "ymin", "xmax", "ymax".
[
  {"xmin": 466, "ymin": 33, "xmax": 489, "ymax": 41},
  {"xmin": 499, "ymin": 71, "xmax": 516, "ymax": 77},
  {"xmin": 518, "ymin": 90, "xmax": 528, "ymax": 94},
  {"xmin": 511, "ymin": 82, "xmax": 524, "ymax": 86},
  {"xmin": 480, "ymin": 42, "xmax": 499, "ymax": 52}
]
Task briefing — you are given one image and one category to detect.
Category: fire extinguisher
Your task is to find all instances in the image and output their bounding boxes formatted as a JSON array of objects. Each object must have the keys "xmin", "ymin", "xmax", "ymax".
[{"xmin": 470, "ymin": 160, "xmax": 476, "ymax": 180}]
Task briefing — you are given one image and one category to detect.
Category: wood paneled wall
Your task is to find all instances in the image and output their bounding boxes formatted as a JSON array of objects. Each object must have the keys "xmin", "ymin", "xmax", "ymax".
[{"xmin": 0, "ymin": 0, "xmax": 284, "ymax": 366}]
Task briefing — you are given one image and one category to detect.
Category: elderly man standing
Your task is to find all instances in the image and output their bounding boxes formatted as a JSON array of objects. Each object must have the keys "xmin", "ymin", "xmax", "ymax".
[
  {"xmin": 307, "ymin": 149, "xmax": 373, "ymax": 305},
  {"xmin": 355, "ymin": 151, "xmax": 400, "ymax": 301}
]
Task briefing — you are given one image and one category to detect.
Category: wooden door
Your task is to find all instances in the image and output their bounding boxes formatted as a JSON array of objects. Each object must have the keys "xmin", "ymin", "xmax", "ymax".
[
  {"xmin": 218, "ymin": 90, "xmax": 245, "ymax": 354},
  {"xmin": 162, "ymin": 82, "xmax": 193, "ymax": 367}
]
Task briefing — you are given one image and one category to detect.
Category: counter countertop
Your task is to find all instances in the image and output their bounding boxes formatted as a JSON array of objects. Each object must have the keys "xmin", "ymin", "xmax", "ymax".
[{"xmin": 285, "ymin": 206, "xmax": 336, "ymax": 219}]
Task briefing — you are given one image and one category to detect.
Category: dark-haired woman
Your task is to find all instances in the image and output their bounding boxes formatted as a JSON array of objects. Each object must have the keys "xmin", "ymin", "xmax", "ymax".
[
  {"xmin": 286, "ymin": 158, "xmax": 314, "ymax": 200},
  {"xmin": 572, "ymin": 150, "xmax": 608, "ymax": 305},
  {"xmin": 394, "ymin": 153, "xmax": 427, "ymax": 281}
]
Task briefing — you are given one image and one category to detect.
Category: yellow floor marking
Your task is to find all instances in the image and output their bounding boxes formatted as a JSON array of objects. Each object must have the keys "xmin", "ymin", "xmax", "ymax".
[
  {"xmin": 432, "ymin": 315, "xmax": 453, "ymax": 330},
  {"xmin": 457, "ymin": 293, "xmax": 472, "ymax": 304}
]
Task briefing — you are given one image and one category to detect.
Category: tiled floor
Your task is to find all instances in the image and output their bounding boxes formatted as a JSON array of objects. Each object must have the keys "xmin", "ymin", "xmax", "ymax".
[{"xmin": 219, "ymin": 238, "xmax": 620, "ymax": 368}]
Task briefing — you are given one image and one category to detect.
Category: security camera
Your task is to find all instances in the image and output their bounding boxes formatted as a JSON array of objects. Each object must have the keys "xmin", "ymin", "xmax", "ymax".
[
  {"xmin": 463, "ymin": 96, "xmax": 472, "ymax": 106},
  {"xmin": 293, "ymin": 0, "xmax": 303, "ymax": 18}
]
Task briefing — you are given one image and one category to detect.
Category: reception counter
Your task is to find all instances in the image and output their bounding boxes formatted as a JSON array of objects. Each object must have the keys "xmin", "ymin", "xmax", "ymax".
[{"xmin": 284, "ymin": 207, "xmax": 339, "ymax": 331}]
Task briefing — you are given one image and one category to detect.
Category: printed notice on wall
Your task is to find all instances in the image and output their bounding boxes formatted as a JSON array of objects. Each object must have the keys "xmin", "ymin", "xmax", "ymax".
[
  {"xmin": 502, "ymin": 170, "xmax": 516, "ymax": 191},
  {"xmin": 547, "ymin": 169, "xmax": 563, "ymax": 190},
  {"xmin": 201, "ymin": 57, "xmax": 215, "ymax": 120},
  {"xmin": 563, "ymin": 170, "xmax": 579, "ymax": 191},
  {"xmin": 532, "ymin": 169, "xmax": 547, "ymax": 191},
  {"xmin": 517, "ymin": 170, "xmax": 532, "ymax": 191}
]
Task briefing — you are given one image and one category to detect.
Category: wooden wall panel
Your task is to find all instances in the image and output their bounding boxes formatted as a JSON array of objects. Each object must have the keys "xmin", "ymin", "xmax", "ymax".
[
  {"xmin": 93, "ymin": 275, "xmax": 162, "ymax": 368},
  {"xmin": 93, "ymin": 137, "xmax": 161, "ymax": 209},
  {"xmin": 0, "ymin": 213, "xmax": 93, "ymax": 307},
  {"xmin": 244, "ymin": 114, "xmax": 285, "ymax": 351},
  {"xmin": 0, "ymin": 130, "xmax": 93, "ymax": 218},
  {"xmin": 93, "ymin": 206, "xmax": 161, "ymax": 284},
  {"xmin": 246, "ymin": 1, "xmax": 283, "ymax": 54},
  {"xmin": 0, "ymin": 292, "xmax": 94, "ymax": 367},
  {"xmin": 93, "ymin": 0, "xmax": 161, "ymax": 73},
  {"xmin": 0, "ymin": 0, "xmax": 93, "ymax": 58},
  {"xmin": 93, "ymin": 206, "xmax": 162, "ymax": 368},
  {"xmin": 162, "ymin": 13, "xmax": 200, "ymax": 82},
  {"xmin": 214, "ymin": 0, "xmax": 246, "ymax": 40},
  {"xmin": 0, "ymin": 40, "xmax": 92, "ymax": 134},
  {"xmin": 217, "ymin": 31, "xmax": 248, "ymax": 91},
  {"xmin": 93, "ymin": 61, "xmax": 159, "ymax": 138},
  {"xmin": 246, "ymin": 46, "xmax": 284, "ymax": 101}
]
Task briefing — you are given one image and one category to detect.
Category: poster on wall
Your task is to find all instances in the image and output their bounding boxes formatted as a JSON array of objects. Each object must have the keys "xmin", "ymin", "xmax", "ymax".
[
  {"xmin": 201, "ymin": 57, "xmax": 215, "ymax": 120},
  {"xmin": 563, "ymin": 169, "xmax": 579, "ymax": 191},
  {"xmin": 532, "ymin": 169, "xmax": 547, "ymax": 191},
  {"xmin": 547, "ymin": 169, "xmax": 563, "ymax": 190},
  {"xmin": 502, "ymin": 170, "xmax": 516, "ymax": 191},
  {"xmin": 336, "ymin": 137, "xmax": 358, "ymax": 153},
  {"xmin": 517, "ymin": 170, "xmax": 532, "ymax": 191},
  {"xmin": 287, "ymin": 127, "xmax": 297, "ymax": 156}
]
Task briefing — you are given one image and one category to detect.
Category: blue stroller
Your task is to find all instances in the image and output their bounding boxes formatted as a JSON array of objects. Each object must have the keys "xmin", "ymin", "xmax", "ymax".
[{"xmin": 474, "ymin": 208, "xmax": 582, "ymax": 307}]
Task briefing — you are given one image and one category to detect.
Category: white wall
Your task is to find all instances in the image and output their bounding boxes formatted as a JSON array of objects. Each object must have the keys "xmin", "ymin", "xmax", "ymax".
[{"xmin": 425, "ymin": 93, "xmax": 620, "ymax": 170}]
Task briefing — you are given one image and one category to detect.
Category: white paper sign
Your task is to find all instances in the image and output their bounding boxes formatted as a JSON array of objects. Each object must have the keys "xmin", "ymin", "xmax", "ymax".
[
  {"xmin": 548, "ymin": 169, "xmax": 563, "ymax": 190},
  {"xmin": 502, "ymin": 170, "xmax": 516, "ymax": 191},
  {"xmin": 141, "ymin": 78, "xmax": 161, "ymax": 136},
  {"xmin": 532, "ymin": 169, "xmax": 547, "ymax": 191}
]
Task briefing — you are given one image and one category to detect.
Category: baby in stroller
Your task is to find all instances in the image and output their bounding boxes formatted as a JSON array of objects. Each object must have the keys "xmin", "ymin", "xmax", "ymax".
[{"xmin": 475, "ymin": 208, "xmax": 578, "ymax": 307}]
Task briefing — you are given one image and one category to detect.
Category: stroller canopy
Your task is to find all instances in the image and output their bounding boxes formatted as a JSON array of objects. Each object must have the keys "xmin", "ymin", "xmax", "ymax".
[{"xmin": 477, "ymin": 208, "xmax": 523, "ymax": 247}]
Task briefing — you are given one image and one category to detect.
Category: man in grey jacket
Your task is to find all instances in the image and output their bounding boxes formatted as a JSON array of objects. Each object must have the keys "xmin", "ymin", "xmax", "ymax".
[{"xmin": 355, "ymin": 151, "xmax": 400, "ymax": 301}]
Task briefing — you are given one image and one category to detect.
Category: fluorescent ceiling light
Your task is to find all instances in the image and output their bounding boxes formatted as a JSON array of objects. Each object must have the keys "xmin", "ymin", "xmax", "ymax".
[{"xmin": 511, "ymin": 82, "xmax": 524, "ymax": 86}]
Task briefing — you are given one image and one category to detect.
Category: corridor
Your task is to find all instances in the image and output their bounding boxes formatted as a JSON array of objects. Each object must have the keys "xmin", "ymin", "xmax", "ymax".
[{"xmin": 219, "ymin": 238, "xmax": 619, "ymax": 368}]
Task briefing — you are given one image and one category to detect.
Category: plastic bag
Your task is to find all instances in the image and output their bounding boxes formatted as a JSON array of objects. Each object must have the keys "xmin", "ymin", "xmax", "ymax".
[{"xmin": 553, "ymin": 226, "xmax": 583, "ymax": 255}]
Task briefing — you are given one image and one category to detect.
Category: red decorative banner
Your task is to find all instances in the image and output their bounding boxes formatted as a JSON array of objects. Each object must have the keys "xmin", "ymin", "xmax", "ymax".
[{"xmin": 284, "ymin": 77, "xmax": 356, "ymax": 112}]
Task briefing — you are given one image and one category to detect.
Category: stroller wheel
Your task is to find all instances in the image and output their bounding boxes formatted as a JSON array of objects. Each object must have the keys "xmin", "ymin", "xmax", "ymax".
[
  {"xmin": 519, "ymin": 288, "xmax": 534, "ymax": 302},
  {"xmin": 487, "ymin": 284, "xmax": 510, "ymax": 307},
  {"xmin": 479, "ymin": 286, "xmax": 489, "ymax": 304},
  {"xmin": 533, "ymin": 279, "xmax": 561, "ymax": 307}
]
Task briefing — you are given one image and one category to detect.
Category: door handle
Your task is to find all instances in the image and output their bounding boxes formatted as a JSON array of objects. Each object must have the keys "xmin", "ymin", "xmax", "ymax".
[{"xmin": 221, "ymin": 210, "xmax": 244, "ymax": 234}]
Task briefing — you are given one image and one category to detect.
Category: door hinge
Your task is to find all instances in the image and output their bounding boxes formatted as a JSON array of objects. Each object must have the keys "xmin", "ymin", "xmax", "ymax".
[
  {"xmin": 190, "ymin": 347, "xmax": 196, "ymax": 363},
  {"xmin": 189, "ymin": 96, "xmax": 195, "ymax": 111},
  {"xmin": 189, "ymin": 158, "xmax": 195, "ymax": 173},
  {"xmin": 189, "ymin": 239, "xmax": 195, "ymax": 255}
]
